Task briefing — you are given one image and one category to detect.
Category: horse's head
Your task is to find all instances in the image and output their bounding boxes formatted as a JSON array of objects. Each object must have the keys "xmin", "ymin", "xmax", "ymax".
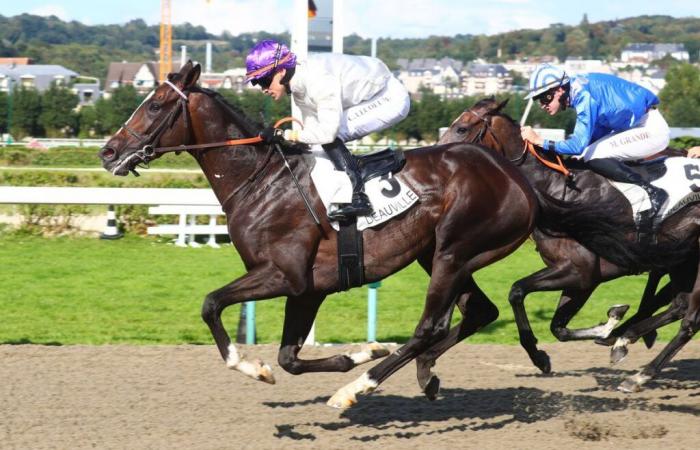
[
  {"xmin": 438, "ymin": 97, "xmax": 523, "ymax": 159},
  {"xmin": 99, "ymin": 61, "xmax": 201, "ymax": 176}
]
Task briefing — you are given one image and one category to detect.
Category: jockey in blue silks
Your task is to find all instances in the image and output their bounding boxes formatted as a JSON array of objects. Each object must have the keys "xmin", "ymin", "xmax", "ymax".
[
  {"xmin": 245, "ymin": 39, "xmax": 410, "ymax": 221},
  {"xmin": 521, "ymin": 64, "xmax": 670, "ymax": 219}
]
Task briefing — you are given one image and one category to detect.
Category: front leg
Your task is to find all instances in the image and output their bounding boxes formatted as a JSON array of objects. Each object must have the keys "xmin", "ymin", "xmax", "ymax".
[
  {"xmin": 277, "ymin": 293, "xmax": 390, "ymax": 375},
  {"xmin": 509, "ymin": 264, "xmax": 586, "ymax": 373},
  {"xmin": 201, "ymin": 261, "xmax": 304, "ymax": 383}
]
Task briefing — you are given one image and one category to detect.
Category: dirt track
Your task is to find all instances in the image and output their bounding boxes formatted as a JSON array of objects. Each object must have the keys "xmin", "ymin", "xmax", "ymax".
[{"xmin": 1, "ymin": 341, "xmax": 699, "ymax": 450}]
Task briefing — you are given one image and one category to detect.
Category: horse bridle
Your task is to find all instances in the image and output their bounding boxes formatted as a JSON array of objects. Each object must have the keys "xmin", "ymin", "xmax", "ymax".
[
  {"xmin": 121, "ymin": 80, "xmax": 192, "ymax": 168},
  {"xmin": 462, "ymin": 109, "xmax": 528, "ymax": 164}
]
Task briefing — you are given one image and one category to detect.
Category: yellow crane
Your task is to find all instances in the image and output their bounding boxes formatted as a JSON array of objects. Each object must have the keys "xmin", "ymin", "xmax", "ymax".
[{"xmin": 159, "ymin": 0, "xmax": 172, "ymax": 83}]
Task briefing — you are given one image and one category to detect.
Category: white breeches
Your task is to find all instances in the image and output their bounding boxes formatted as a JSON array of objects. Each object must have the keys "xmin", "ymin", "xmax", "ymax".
[
  {"xmin": 337, "ymin": 77, "xmax": 411, "ymax": 142},
  {"xmin": 580, "ymin": 109, "xmax": 670, "ymax": 162}
]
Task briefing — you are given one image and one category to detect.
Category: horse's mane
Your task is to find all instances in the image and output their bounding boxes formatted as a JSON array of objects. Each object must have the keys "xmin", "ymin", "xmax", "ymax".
[{"xmin": 197, "ymin": 86, "xmax": 263, "ymax": 136}]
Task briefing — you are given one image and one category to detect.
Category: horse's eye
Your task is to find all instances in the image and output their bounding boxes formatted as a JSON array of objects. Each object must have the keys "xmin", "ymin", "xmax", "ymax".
[
  {"xmin": 149, "ymin": 102, "xmax": 162, "ymax": 112},
  {"xmin": 457, "ymin": 127, "xmax": 468, "ymax": 134}
]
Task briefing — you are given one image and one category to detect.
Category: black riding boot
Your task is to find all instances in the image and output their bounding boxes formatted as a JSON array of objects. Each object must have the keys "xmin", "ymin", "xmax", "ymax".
[
  {"xmin": 587, "ymin": 158, "xmax": 668, "ymax": 219},
  {"xmin": 322, "ymin": 139, "xmax": 373, "ymax": 220}
]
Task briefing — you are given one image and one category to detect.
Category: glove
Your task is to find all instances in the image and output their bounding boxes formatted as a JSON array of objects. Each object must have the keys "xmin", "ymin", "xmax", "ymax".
[
  {"xmin": 283, "ymin": 129, "xmax": 300, "ymax": 142},
  {"xmin": 258, "ymin": 126, "xmax": 283, "ymax": 144}
]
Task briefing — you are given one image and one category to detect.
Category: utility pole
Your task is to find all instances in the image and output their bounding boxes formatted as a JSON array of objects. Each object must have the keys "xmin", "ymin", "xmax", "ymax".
[{"xmin": 5, "ymin": 78, "xmax": 13, "ymax": 144}]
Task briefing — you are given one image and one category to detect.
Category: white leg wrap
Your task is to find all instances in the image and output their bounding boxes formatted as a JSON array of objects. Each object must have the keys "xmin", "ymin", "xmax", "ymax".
[
  {"xmin": 613, "ymin": 337, "xmax": 630, "ymax": 351},
  {"xmin": 225, "ymin": 344, "xmax": 241, "ymax": 368},
  {"xmin": 346, "ymin": 343, "xmax": 390, "ymax": 365},
  {"xmin": 327, "ymin": 372, "xmax": 379, "ymax": 408}
]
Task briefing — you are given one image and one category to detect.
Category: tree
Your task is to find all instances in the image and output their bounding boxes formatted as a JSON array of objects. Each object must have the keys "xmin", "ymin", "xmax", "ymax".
[
  {"xmin": 10, "ymin": 86, "xmax": 43, "ymax": 138},
  {"xmin": 659, "ymin": 63, "xmax": 700, "ymax": 127},
  {"xmin": 104, "ymin": 85, "xmax": 142, "ymax": 133},
  {"xmin": 39, "ymin": 84, "xmax": 79, "ymax": 137}
]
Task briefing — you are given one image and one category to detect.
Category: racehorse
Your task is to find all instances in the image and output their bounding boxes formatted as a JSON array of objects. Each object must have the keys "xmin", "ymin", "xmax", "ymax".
[
  {"xmin": 437, "ymin": 97, "xmax": 700, "ymax": 392},
  {"xmin": 98, "ymin": 62, "xmax": 538, "ymax": 407}
]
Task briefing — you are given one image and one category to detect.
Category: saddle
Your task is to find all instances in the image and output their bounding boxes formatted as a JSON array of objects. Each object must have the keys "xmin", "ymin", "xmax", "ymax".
[{"xmin": 357, "ymin": 148, "xmax": 406, "ymax": 182}]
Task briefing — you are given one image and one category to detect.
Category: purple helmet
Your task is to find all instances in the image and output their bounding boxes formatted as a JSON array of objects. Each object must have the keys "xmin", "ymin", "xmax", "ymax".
[{"xmin": 245, "ymin": 39, "xmax": 297, "ymax": 84}]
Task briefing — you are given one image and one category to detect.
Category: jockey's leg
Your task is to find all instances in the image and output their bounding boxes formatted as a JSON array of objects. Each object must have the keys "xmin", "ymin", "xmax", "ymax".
[
  {"xmin": 587, "ymin": 157, "xmax": 668, "ymax": 218},
  {"xmin": 322, "ymin": 139, "xmax": 372, "ymax": 220},
  {"xmin": 581, "ymin": 109, "xmax": 671, "ymax": 219}
]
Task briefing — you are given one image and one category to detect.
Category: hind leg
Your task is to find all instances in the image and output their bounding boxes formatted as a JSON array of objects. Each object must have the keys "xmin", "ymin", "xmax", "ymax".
[
  {"xmin": 610, "ymin": 292, "xmax": 688, "ymax": 365},
  {"xmin": 618, "ymin": 292, "xmax": 698, "ymax": 392},
  {"xmin": 618, "ymin": 256, "xmax": 700, "ymax": 392},
  {"xmin": 416, "ymin": 277, "xmax": 499, "ymax": 400},
  {"xmin": 277, "ymin": 293, "xmax": 389, "ymax": 375}
]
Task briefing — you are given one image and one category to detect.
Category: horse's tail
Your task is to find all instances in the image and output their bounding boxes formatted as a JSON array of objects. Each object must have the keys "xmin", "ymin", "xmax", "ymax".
[{"xmin": 533, "ymin": 190, "xmax": 691, "ymax": 272}]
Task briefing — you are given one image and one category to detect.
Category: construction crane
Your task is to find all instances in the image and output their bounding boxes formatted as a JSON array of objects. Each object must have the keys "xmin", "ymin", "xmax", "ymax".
[{"xmin": 159, "ymin": 0, "xmax": 172, "ymax": 83}]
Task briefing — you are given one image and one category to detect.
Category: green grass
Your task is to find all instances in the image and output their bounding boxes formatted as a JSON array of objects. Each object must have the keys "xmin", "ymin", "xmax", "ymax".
[{"xmin": 0, "ymin": 234, "xmax": 679, "ymax": 345}]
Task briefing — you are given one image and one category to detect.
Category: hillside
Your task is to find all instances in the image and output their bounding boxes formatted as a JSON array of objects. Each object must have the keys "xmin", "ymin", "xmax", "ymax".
[{"xmin": 0, "ymin": 13, "xmax": 698, "ymax": 79}]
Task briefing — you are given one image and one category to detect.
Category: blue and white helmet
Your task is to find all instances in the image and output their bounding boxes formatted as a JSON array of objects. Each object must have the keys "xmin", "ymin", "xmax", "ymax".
[{"xmin": 525, "ymin": 64, "xmax": 569, "ymax": 99}]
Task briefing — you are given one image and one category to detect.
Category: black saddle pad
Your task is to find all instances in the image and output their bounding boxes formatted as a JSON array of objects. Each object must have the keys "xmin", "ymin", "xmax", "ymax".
[{"xmin": 357, "ymin": 148, "xmax": 406, "ymax": 182}]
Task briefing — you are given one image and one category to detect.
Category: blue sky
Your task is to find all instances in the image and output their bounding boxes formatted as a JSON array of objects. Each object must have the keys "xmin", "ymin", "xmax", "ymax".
[{"xmin": 4, "ymin": 0, "xmax": 698, "ymax": 38}]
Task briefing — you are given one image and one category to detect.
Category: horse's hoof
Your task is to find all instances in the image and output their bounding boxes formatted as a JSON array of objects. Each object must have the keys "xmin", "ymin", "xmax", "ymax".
[
  {"xmin": 642, "ymin": 330, "xmax": 658, "ymax": 349},
  {"xmin": 610, "ymin": 345, "xmax": 628, "ymax": 365},
  {"xmin": 327, "ymin": 390, "xmax": 357, "ymax": 409},
  {"xmin": 594, "ymin": 336, "xmax": 615, "ymax": 347},
  {"xmin": 533, "ymin": 350, "xmax": 552, "ymax": 374},
  {"xmin": 257, "ymin": 362, "xmax": 276, "ymax": 384},
  {"xmin": 423, "ymin": 375, "xmax": 440, "ymax": 401},
  {"xmin": 362, "ymin": 342, "xmax": 391, "ymax": 359},
  {"xmin": 607, "ymin": 304, "xmax": 630, "ymax": 320},
  {"xmin": 618, "ymin": 378, "xmax": 643, "ymax": 393}
]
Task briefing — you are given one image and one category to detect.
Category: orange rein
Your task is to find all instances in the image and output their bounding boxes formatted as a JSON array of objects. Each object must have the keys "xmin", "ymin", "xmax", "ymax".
[
  {"xmin": 524, "ymin": 140, "xmax": 571, "ymax": 178},
  {"xmin": 150, "ymin": 116, "xmax": 302, "ymax": 154},
  {"xmin": 217, "ymin": 116, "xmax": 303, "ymax": 147}
]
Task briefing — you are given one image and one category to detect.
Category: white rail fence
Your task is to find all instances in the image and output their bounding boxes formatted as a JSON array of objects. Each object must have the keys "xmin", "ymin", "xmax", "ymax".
[
  {"xmin": 0, "ymin": 186, "xmax": 227, "ymax": 246},
  {"xmin": 0, "ymin": 186, "xmax": 383, "ymax": 345}
]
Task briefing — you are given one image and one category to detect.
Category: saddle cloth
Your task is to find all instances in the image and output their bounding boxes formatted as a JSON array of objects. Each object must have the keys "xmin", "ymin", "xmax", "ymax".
[
  {"xmin": 609, "ymin": 156, "xmax": 700, "ymax": 226},
  {"xmin": 309, "ymin": 149, "xmax": 419, "ymax": 231}
]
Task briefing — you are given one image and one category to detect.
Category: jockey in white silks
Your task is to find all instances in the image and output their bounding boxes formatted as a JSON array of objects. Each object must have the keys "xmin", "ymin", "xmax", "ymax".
[{"xmin": 245, "ymin": 39, "xmax": 410, "ymax": 220}]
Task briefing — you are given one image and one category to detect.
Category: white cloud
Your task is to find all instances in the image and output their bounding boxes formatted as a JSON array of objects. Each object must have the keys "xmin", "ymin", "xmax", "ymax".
[
  {"xmin": 29, "ymin": 4, "xmax": 69, "ymax": 20},
  {"xmin": 172, "ymin": 0, "xmax": 292, "ymax": 35}
]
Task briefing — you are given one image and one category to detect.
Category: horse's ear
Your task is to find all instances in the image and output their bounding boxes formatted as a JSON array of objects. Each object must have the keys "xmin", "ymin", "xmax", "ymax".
[
  {"xmin": 495, "ymin": 98, "xmax": 509, "ymax": 112},
  {"xmin": 182, "ymin": 62, "xmax": 201, "ymax": 89}
]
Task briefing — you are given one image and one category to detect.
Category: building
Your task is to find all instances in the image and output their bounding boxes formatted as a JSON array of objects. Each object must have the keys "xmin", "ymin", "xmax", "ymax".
[
  {"xmin": 620, "ymin": 43, "xmax": 690, "ymax": 65},
  {"xmin": 616, "ymin": 68, "xmax": 667, "ymax": 95},
  {"xmin": 563, "ymin": 57, "xmax": 612, "ymax": 75},
  {"xmin": 502, "ymin": 56, "xmax": 560, "ymax": 79},
  {"xmin": 0, "ymin": 57, "xmax": 34, "ymax": 65},
  {"xmin": 396, "ymin": 57, "xmax": 463, "ymax": 98},
  {"xmin": 462, "ymin": 63, "xmax": 512, "ymax": 96},
  {"xmin": 105, "ymin": 62, "xmax": 160, "ymax": 95},
  {"xmin": 71, "ymin": 82, "xmax": 101, "ymax": 106},
  {"xmin": 0, "ymin": 64, "xmax": 78, "ymax": 93}
]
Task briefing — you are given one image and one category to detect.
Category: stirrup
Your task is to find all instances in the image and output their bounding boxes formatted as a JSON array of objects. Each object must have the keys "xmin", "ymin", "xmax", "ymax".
[{"xmin": 328, "ymin": 196, "xmax": 373, "ymax": 221}]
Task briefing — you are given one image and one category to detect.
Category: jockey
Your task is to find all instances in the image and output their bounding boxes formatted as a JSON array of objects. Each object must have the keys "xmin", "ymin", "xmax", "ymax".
[
  {"xmin": 245, "ymin": 39, "xmax": 411, "ymax": 221},
  {"xmin": 521, "ymin": 64, "xmax": 670, "ymax": 220}
]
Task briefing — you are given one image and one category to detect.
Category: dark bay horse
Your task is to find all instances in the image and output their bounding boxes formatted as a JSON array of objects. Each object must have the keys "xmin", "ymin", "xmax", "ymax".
[
  {"xmin": 438, "ymin": 98, "xmax": 700, "ymax": 392},
  {"xmin": 98, "ymin": 62, "xmax": 538, "ymax": 407}
]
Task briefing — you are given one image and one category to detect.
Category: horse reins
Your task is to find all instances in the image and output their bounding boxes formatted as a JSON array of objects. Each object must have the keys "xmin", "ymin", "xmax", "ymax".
[
  {"xmin": 122, "ymin": 80, "xmax": 300, "ymax": 164},
  {"xmin": 523, "ymin": 141, "xmax": 571, "ymax": 178},
  {"xmin": 464, "ymin": 109, "xmax": 571, "ymax": 178}
]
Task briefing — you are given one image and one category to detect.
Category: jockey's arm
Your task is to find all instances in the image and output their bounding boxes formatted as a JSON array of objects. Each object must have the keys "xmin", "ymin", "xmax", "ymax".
[
  {"xmin": 688, "ymin": 146, "xmax": 700, "ymax": 158},
  {"xmin": 545, "ymin": 92, "xmax": 598, "ymax": 156}
]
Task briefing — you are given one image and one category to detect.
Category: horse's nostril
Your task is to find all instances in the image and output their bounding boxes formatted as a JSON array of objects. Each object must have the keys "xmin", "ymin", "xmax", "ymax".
[{"xmin": 100, "ymin": 147, "xmax": 116, "ymax": 161}]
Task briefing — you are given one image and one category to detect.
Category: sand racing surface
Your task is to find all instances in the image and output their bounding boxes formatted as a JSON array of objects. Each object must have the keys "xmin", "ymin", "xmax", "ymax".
[{"xmin": 1, "ymin": 341, "xmax": 699, "ymax": 449}]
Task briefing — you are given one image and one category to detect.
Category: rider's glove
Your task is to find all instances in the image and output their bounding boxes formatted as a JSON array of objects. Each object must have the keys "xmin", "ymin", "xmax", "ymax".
[
  {"xmin": 283, "ymin": 129, "xmax": 300, "ymax": 142},
  {"xmin": 258, "ymin": 126, "xmax": 283, "ymax": 144}
]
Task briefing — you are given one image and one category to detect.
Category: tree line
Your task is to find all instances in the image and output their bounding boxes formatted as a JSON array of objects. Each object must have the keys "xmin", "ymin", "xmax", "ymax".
[
  {"xmin": 1, "ymin": 63, "xmax": 698, "ymax": 141},
  {"xmin": 2, "ymin": 13, "xmax": 699, "ymax": 82}
]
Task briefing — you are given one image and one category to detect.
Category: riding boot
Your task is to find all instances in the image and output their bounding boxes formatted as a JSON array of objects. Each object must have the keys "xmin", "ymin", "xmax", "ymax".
[
  {"xmin": 322, "ymin": 139, "xmax": 373, "ymax": 220},
  {"xmin": 587, "ymin": 157, "xmax": 668, "ymax": 220}
]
